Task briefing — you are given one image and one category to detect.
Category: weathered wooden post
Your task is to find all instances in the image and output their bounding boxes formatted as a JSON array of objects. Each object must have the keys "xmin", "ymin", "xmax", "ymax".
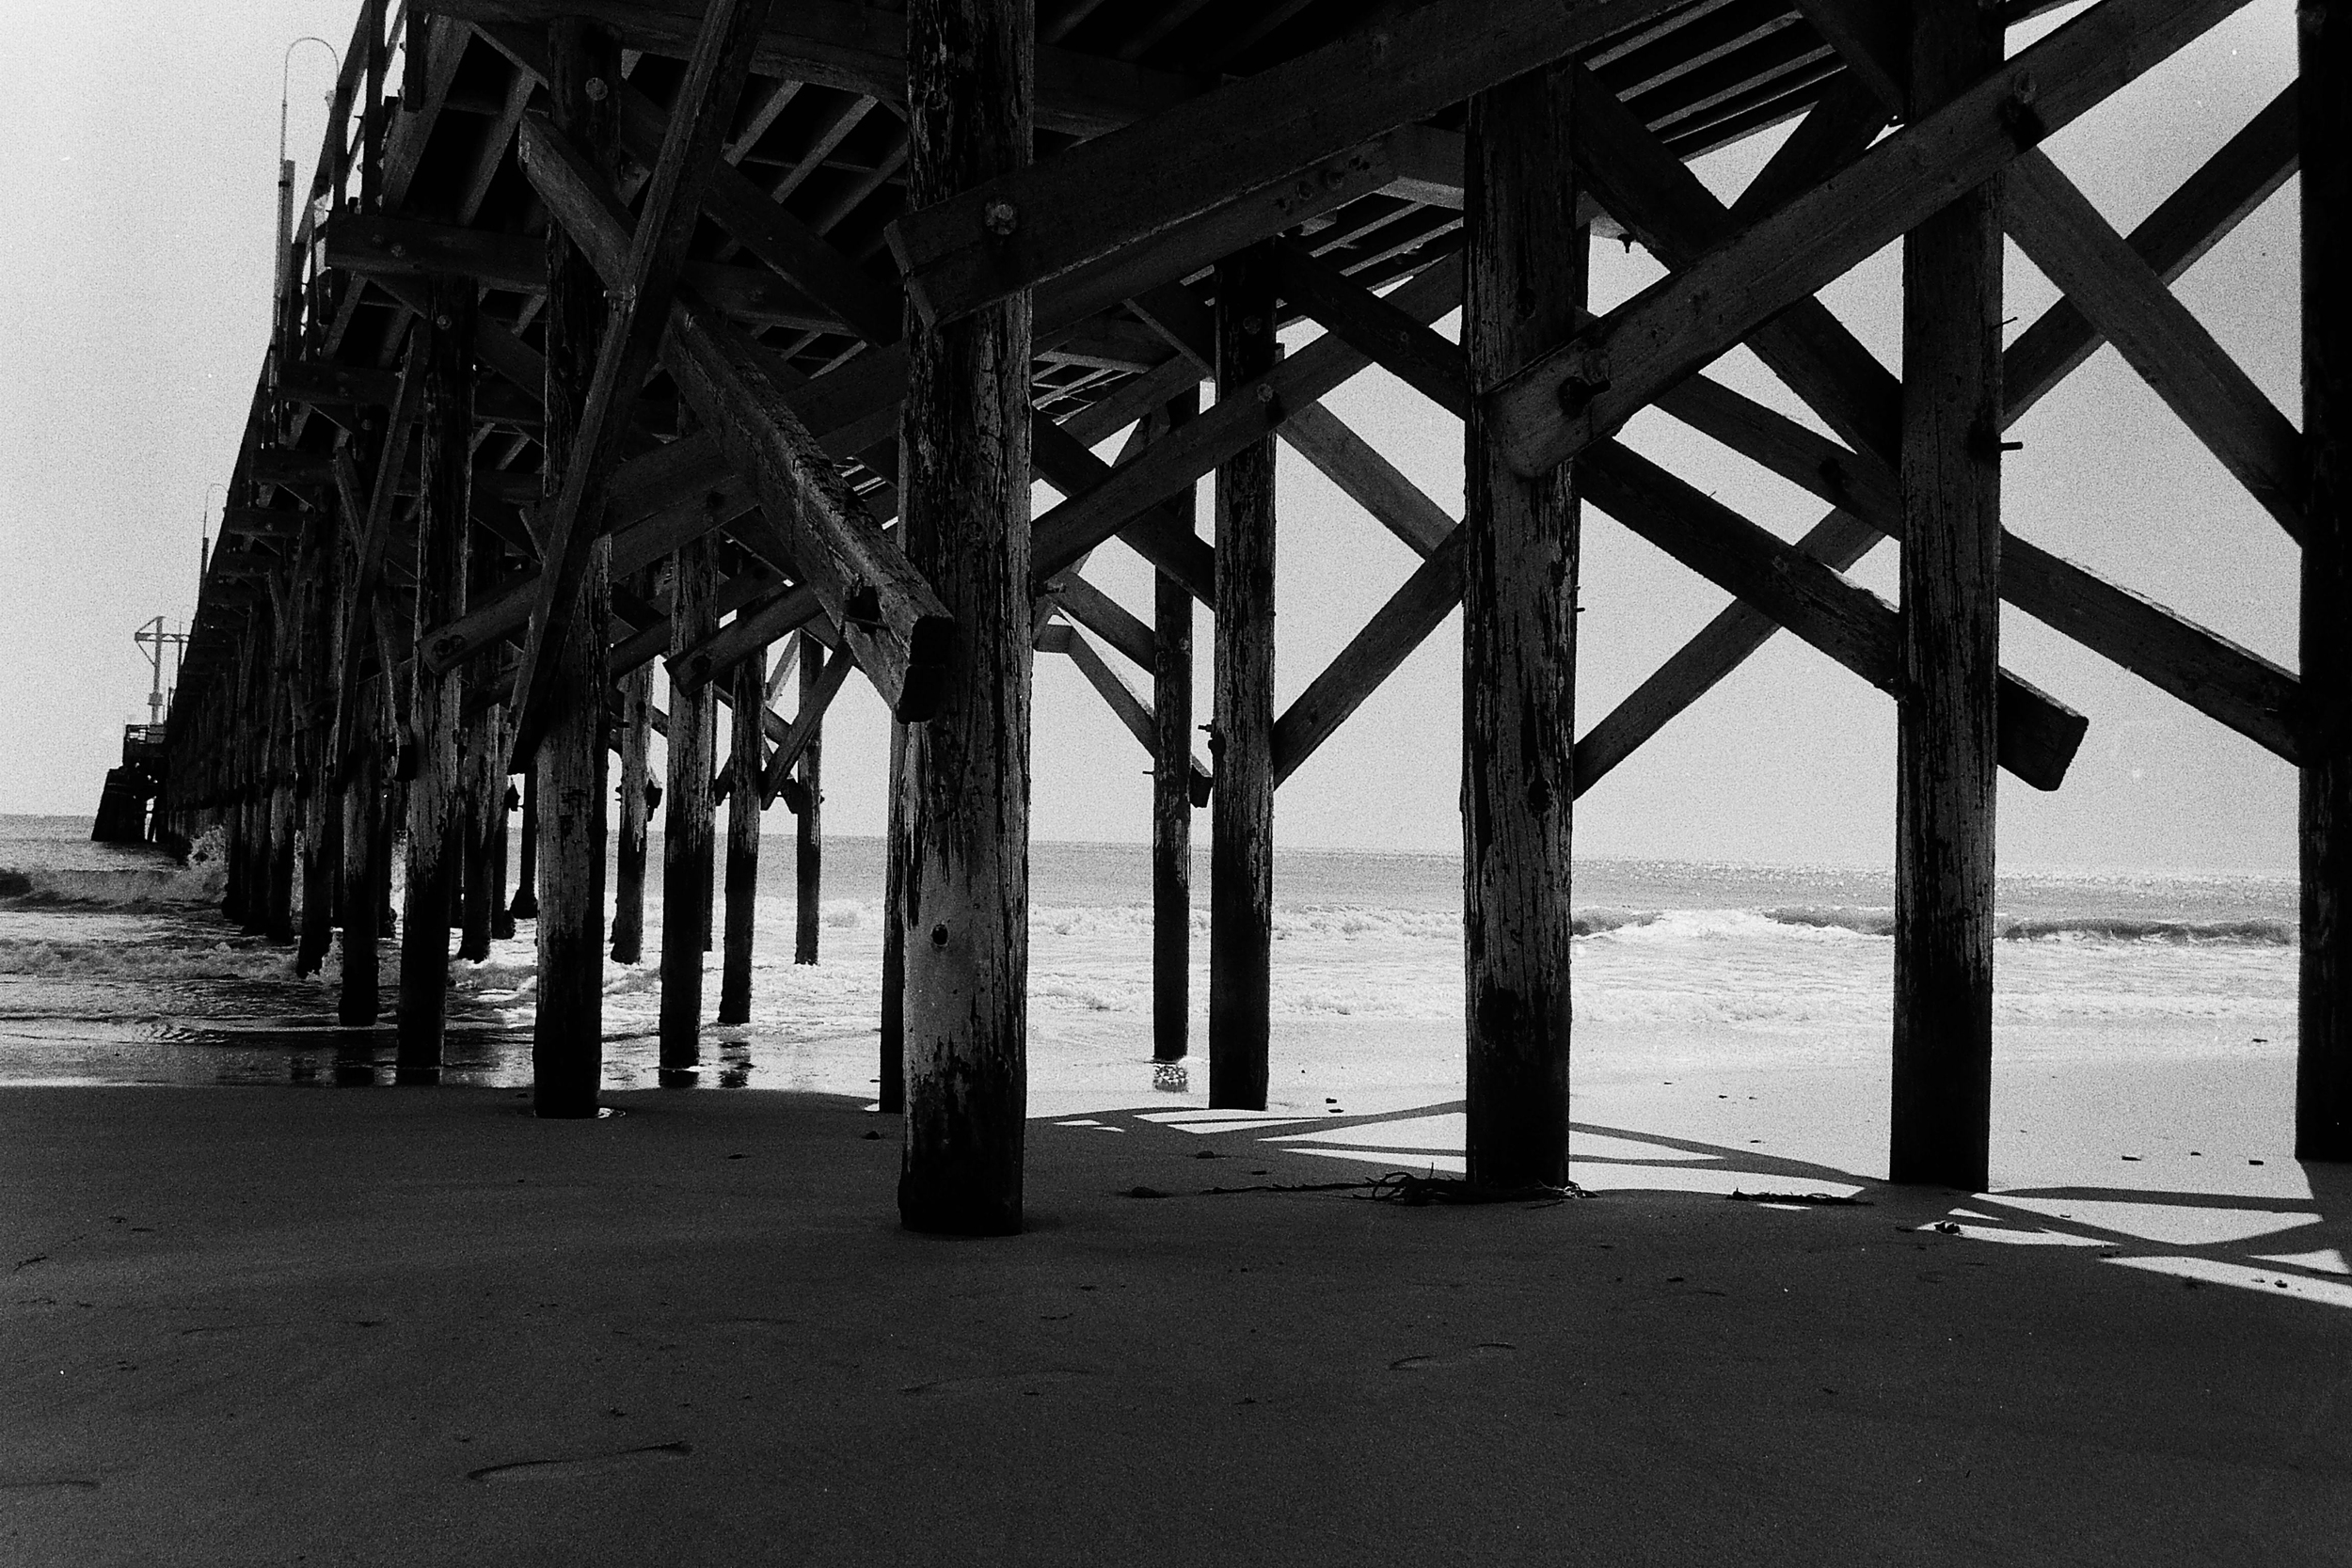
[
  {"xmin": 294, "ymin": 502, "xmax": 342, "ymax": 976},
  {"xmin": 1891, "ymin": 0, "xmax": 2004, "ymax": 1189},
  {"xmin": 510, "ymin": 765, "xmax": 539, "ymax": 922},
  {"xmin": 1462, "ymin": 62, "xmax": 1582, "ymax": 1189},
  {"xmin": 718, "ymin": 644, "xmax": 765, "ymax": 1024},
  {"xmin": 1152, "ymin": 390, "xmax": 1199, "ymax": 1064},
  {"xmin": 396, "ymin": 276, "xmax": 476, "ymax": 1083},
  {"xmin": 793, "ymin": 627, "xmax": 823, "ymax": 965},
  {"xmin": 611, "ymin": 649, "xmax": 654, "ymax": 963},
  {"xmin": 265, "ymin": 577, "xmax": 299, "ymax": 946},
  {"xmin": 896, "ymin": 0, "xmax": 1033, "ymax": 1233},
  {"xmin": 337, "ymin": 672, "xmax": 385, "ymax": 1027},
  {"xmin": 1210, "ymin": 244, "xmax": 1278, "ymax": 1111},
  {"xmin": 880, "ymin": 720, "xmax": 907, "ymax": 1113},
  {"xmin": 224, "ymin": 629, "xmax": 255, "ymax": 927},
  {"xmin": 490, "ymin": 777, "xmax": 516, "ymax": 941},
  {"xmin": 2302, "ymin": 0, "xmax": 2352, "ymax": 1160},
  {"xmin": 659, "ymin": 539, "xmax": 718, "ymax": 1070},
  {"xmin": 458, "ymin": 524, "xmax": 505, "ymax": 963},
  {"xmin": 531, "ymin": 14, "xmax": 618, "ymax": 1119}
]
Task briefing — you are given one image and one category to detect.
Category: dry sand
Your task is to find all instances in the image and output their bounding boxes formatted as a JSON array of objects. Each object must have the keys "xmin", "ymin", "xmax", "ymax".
[{"xmin": 4, "ymin": 1073, "xmax": 2349, "ymax": 1566}]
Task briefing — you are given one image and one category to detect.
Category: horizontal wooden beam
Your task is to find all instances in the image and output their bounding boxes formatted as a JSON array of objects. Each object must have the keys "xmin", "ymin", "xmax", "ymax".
[
  {"xmin": 443, "ymin": 0, "xmax": 1213, "ymax": 137},
  {"xmin": 670, "ymin": 581, "xmax": 828, "ymax": 696},
  {"xmin": 1492, "ymin": 0, "xmax": 2258, "ymax": 475},
  {"xmin": 886, "ymin": 0, "xmax": 1672, "ymax": 327},
  {"xmin": 329, "ymin": 213, "xmax": 847, "ymax": 335}
]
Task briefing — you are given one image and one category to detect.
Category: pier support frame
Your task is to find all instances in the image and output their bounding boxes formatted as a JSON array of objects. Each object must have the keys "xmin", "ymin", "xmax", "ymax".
[
  {"xmin": 395, "ymin": 273, "xmax": 476, "ymax": 1083},
  {"xmin": 1210, "ymin": 245, "xmax": 1278, "ymax": 1111},
  {"xmin": 2301, "ymin": 0, "xmax": 2352, "ymax": 1160},
  {"xmin": 531, "ymin": 13, "xmax": 618, "ymax": 1118},
  {"xmin": 1462, "ymin": 62, "xmax": 1582, "ymax": 1190},
  {"xmin": 896, "ymin": 0, "xmax": 1034, "ymax": 1235},
  {"xmin": 1891, "ymin": 0, "xmax": 2005, "ymax": 1189}
]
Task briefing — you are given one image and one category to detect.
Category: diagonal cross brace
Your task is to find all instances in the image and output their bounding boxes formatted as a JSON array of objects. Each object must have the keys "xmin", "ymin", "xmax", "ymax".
[
  {"xmin": 1489, "ymin": 0, "xmax": 2262, "ymax": 475},
  {"xmin": 507, "ymin": 0, "xmax": 779, "ymax": 767}
]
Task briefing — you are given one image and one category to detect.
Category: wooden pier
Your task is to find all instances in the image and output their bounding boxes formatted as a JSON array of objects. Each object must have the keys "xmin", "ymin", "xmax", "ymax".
[{"xmin": 151, "ymin": 0, "xmax": 2343, "ymax": 1230}]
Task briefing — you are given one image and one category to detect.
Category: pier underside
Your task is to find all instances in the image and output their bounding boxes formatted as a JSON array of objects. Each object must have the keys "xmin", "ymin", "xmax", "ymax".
[{"xmin": 157, "ymin": 0, "xmax": 2344, "ymax": 1226}]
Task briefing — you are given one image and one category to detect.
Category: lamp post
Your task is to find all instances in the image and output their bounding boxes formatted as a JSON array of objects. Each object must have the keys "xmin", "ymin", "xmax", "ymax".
[{"xmin": 276, "ymin": 38, "xmax": 339, "ymax": 372}]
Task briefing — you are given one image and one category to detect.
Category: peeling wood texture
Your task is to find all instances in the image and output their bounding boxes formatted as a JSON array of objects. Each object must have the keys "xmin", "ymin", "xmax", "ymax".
[
  {"xmin": 1890, "ymin": 0, "xmax": 2003, "ymax": 1192},
  {"xmin": 1463, "ymin": 62, "xmax": 1581, "ymax": 1192},
  {"xmin": 396, "ymin": 274, "xmax": 477, "ymax": 1085},
  {"xmin": 719, "ymin": 646, "xmax": 765, "ymax": 1026},
  {"xmin": 660, "ymin": 537, "xmax": 720, "ymax": 1071},
  {"xmin": 1209, "ymin": 244, "xmax": 1278, "ymax": 1113},
  {"xmin": 532, "ymin": 15, "xmax": 618, "ymax": 1120},
  {"xmin": 1153, "ymin": 392, "xmax": 1197, "ymax": 1066},
  {"xmin": 2303, "ymin": 0, "xmax": 2352, "ymax": 1160},
  {"xmin": 794, "ymin": 628, "xmax": 825, "ymax": 967},
  {"xmin": 611, "ymin": 657, "xmax": 656, "ymax": 966},
  {"xmin": 896, "ymin": 0, "xmax": 1033, "ymax": 1236}
]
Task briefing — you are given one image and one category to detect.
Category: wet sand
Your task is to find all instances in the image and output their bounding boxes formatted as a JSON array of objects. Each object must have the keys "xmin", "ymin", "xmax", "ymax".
[{"xmin": 4, "ymin": 1079, "xmax": 2347, "ymax": 1566}]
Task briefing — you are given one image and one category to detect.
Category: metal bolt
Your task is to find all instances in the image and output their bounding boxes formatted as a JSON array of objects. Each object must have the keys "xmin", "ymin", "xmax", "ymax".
[
  {"xmin": 584, "ymin": 76, "xmax": 609, "ymax": 101},
  {"xmin": 984, "ymin": 198, "xmax": 1019, "ymax": 237}
]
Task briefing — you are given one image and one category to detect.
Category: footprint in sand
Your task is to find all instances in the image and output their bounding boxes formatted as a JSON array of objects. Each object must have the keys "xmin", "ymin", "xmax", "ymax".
[
  {"xmin": 467, "ymin": 1442, "xmax": 692, "ymax": 1484},
  {"xmin": 1389, "ymin": 1343, "xmax": 1518, "ymax": 1372}
]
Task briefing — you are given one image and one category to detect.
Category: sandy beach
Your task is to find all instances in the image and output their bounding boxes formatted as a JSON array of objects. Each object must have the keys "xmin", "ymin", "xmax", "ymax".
[
  {"xmin": 4, "ymin": 1047, "xmax": 2347, "ymax": 1565},
  {"xmin": 6, "ymin": 826, "xmax": 2347, "ymax": 1561}
]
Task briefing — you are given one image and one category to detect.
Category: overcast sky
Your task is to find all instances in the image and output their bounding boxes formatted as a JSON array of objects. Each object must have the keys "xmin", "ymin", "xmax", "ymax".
[{"xmin": 0, "ymin": 1, "xmax": 2306, "ymax": 871}]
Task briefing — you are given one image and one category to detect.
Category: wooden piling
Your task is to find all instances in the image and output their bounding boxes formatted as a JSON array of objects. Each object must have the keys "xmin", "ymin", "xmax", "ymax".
[
  {"xmin": 509, "ymin": 765, "xmax": 539, "ymax": 922},
  {"xmin": 337, "ymin": 675, "xmax": 384, "ymax": 1027},
  {"xmin": 264, "ymin": 571, "xmax": 298, "ymax": 946},
  {"xmin": 1152, "ymin": 390, "xmax": 1199, "ymax": 1064},
  {"xmin": 457, "ymin": 525, "xmax": 504, "ymax": 964},
  {"xmin": 880, "ymin": 719, "xmax": 907, "ymax": 1114},
  {"xmin": 490, "ymin": 779, "xmax": 516, "ymax": 941},
  {"xmin": 1462, "ymin": 63, "xmax": 1583, "ymax": 1190},
  {"xmin": 794, "ymin": 628, "xmax": 823, "ymax": 966},
  {"xmin": 896, "ymin": 0, "xmax": 1033, "ymax": 1234},
  {"xmin": 1210, "ymin": 243, "xmax": 1278, "ymax": 1111},
  {"xmin": 2302, "ymin": 0, "xmax": 2352, "ymax": 1160},
  {"xmin": 531, "ymin": 13, "xmax": 619, "ymax": 1119},
  {"xmin": 395, "ymin": 276, "xmax": 476, "ymax": 1083},
  {"xmin": 659, "ymin": 539, "xmax": 719, "ymax": 1071},
  {"xmin": 294, "ymin": 502, "xmax": 342, "ymax": 977},
  {"xmin": 719, "ymin": 644, "xmax": 765, "ymax": 1025},
  {"xmin": 1890, "ymin": 0, "xmax": 2004, "ymax": 1189},
  {"xmin": 611, "ymin": 653, "xmax": 654, "ymax": 964}
]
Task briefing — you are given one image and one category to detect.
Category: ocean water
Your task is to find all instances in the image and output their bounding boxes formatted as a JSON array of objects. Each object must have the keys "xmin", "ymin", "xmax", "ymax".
[{"xmin": 0, "ymin": 813, "xmax": 2297, "ymax": 1114}]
